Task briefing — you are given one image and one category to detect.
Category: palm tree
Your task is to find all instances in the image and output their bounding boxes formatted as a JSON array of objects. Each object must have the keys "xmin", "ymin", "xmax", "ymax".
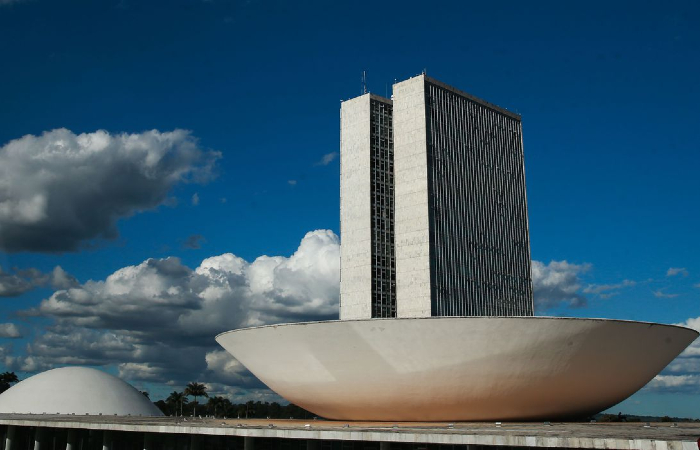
[
  {"xmin": 207, "ymin": 396, "xmax": 228, "ymax": 418},
  {"xmin": 184, "ymin": 382, "xmax": 208, "ymax": 416},
  {"xmin": 0, "ymin": 372, "xmax": 19, "ymax": 394},
  {"xmin": 166, "ymin": 391, "xmax": 189, "ymax": 417}
]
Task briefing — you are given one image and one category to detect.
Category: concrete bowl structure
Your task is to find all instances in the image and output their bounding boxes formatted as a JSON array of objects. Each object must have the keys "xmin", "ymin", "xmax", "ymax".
[
  {"xmin": 0, "ymin": 367, "xmax": 164, "ymax": 416},
  {"xmin": 216, "ymin": 317, "xmax": 698, "ymax": 422}
]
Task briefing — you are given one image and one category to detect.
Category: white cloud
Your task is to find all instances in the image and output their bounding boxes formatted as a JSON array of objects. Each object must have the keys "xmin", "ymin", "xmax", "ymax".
[
  {"xmin": 667, "ymin": 267, "xmax": 689, "ymax": 277},
  {"xmin": 645, "ymin": 375, "xmax": 700, "ymax": 394},
  {"xmin": 653, "ymin": 290, "xmax": 679, "ymax": 299},
  {"xmin": 288, "ymin": 180, "xmax": 297, "ymax": 186},
  {"xmin": 315, "ymin": 152, "xmax": 338, "ymax": 166},
  {"xmin": 0, "ymin": 323, "xmax": 21, "ymax": 338},
  {"xmin": 11, "ymin": 230, "xmax": 340, "ymax": 391},
  {"xmin": 0, "ymin": 128, "xmax": 219, "ymax": 252},
  {"xmin": 644, "ymin": 316, "xmax": 700, "ymax": 394},
  {"xmin": 583, "ymin": 279, "xmax": 635, "ymax": 299},
  {"xmin": 531, "ymin": 260, "xmax": 591, "ymax": 310},
  {"xmin": 191, "ymin": 193, "xmax": 200, "ymax": 206}
]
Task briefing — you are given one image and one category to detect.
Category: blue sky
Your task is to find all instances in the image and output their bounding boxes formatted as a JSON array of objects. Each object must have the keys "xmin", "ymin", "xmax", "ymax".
[{"xmin": 0, "ymin": 0, "xmax": 698, "ymax": 418}]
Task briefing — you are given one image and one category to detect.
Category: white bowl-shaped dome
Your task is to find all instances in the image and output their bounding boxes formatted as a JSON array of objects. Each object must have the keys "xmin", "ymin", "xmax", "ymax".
[
  {"xmin": 216, "ymin": 317, "xmax": 698, "ymax": 421},
  {"xmin": 0, "ymin": 367, "xmax": 164, "ymax": 416}
]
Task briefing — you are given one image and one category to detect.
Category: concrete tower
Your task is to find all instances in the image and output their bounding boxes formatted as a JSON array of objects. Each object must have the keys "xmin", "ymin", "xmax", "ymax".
[
  {"xmin": 340, "ymin": 93, "xmax": 396, "ymax": 320},
  {"xmin": 340, "ymin": 74, "xmax": 533, "ymax": 320},
  {"xmin": 393, "ymin": 74, "xmax": 533, "ymax": 318}
]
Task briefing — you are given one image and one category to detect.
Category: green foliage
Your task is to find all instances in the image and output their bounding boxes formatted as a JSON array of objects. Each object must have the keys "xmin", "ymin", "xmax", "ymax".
[
  {"xmin": 165, "ymin": 391, "xmax": 189, "ymax": 416},
  {"xmin": 0, "ymin": 372, "xmax": 19, "ymax": 394},
  {"xmin": 154, "ymin": 396, "xmax": 313, "ymax": 419},
  {"xmin": 184, "ymin": 382, "xmax": 209, "ymax": 416}
]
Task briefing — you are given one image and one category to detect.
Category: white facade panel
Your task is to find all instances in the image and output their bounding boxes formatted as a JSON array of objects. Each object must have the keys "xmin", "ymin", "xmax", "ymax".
[
  {"xmin": 340, "ymin": 95, "xmax": 372, "ymax": 320},
  {"xmin": 393, "ymin": 75, "xmax": 432, "ymax": 318}
]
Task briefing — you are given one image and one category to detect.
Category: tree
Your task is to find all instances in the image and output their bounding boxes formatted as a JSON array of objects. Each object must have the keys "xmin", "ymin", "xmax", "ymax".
[
  {"xmin": 207, "ymin": 396, "xmax": 230, "ymax": 418},
  {"xmin": 166, "ymin": 391, "xmax": 189, "ymax": 417},
  {"xmin": 184, "ymin": 382, "xmax": 208, "ymax": 416},
  {"xmin": 0, "ymin": 372, "xmax": 19, "ymax": 394}
]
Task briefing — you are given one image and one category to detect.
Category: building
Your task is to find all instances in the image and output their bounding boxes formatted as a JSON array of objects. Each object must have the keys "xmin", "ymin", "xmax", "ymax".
[
  {"xmin": 340, "ymin": 93, "xmax": 396, "ymax": 320},
  {"xmin": 0, "ymin": 367, "xmax": 163, "ymax": 417},
  {"xmin": 340, "ymin": 74, "xmax": 533, "ymax": 320},
  {"xmin": 216, "ymin": 317, "xmax": 698, "ymax": 422}
]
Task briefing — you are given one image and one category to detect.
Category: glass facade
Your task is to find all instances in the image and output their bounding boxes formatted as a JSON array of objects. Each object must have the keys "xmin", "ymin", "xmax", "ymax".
[
  {"xmin": 369, "ymin": 98, "xmax": 396, "ymax": 318},
  {"xmin": 424, "ymin": 80, "xmax": 533, "ymax": 316}
]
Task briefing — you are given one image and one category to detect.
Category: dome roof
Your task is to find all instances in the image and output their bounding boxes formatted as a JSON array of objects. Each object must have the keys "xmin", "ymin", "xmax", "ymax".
[{"xmin": 0, "ymin": 367, "xmax": 164, "ymax": 416}]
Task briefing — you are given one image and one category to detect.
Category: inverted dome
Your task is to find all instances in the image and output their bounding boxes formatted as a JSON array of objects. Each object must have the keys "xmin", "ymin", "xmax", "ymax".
[
  {"xmin": 0, "ymin": 367, "xmax": 163, "ymax": 416},
  {"xmin": 217, "ymin": 317, "xmax": 698, "ymax": 421}
]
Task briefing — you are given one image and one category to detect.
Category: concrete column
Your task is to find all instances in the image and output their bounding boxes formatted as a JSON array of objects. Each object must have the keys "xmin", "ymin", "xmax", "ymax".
[
  {"xmin": 142, "ymin": 433, "xmax": 152, "ymax": 450},
  {"xmin": 379, "ymin": 442, "xmax": 390, "ymax": 450},
  {"xmin": 33, "ymin": 428, "xmax": 45, "ymax": 450},
  {"xmin": 66, "ymin": 430, "xmax": 76, "ymax": 450},
  {"xmin": 101, "ymin": 431, "xmax": 112, "ymax": 450},
  {"xmin": 306, "ymin": 440, "xmax": 318, "ymax": 450},
  {"xmin": 189, "ymin": 435, "xmax": 199, "ymax": 450},
  {"xmin": 4, "ymin": 426, "xmax": 16, "ymax": 450},
  {"xmin": 243, "ymin": 437, "xmax": 254, "ymax": 450}
]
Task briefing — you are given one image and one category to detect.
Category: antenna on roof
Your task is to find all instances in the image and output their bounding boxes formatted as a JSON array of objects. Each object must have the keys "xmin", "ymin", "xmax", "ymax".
[{"xmin": 362, "ymin": 71, "xmax": 367, "ymax": 95}]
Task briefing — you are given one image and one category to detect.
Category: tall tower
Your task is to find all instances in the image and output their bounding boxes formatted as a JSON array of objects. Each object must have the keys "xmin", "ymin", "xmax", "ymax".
[
  {"xmin": 393, "ymin": 74, "xmax": 533, "ymax": 317},
  {"xmin": 340, "ymin": 93, "xmax": 396, "ymax": 320},
  {"xmin": 340, "ymin": 74, "xmax": 533, "ymax": 320}
]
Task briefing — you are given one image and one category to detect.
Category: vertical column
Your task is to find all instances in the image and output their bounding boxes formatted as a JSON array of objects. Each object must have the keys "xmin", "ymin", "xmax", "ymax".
[
  {"xmin": 243, "ymin": 437, "xmax": 254, "ymax": 450},
  {"xmin": 380, "ymin": 443, "xmax": 390, "ymax": 450},
  {"xmin": 189, "ymin": 435, "xmax": 199, "ymax": 450},
  {"xmin": 33, "ymin": 428, "xmax": 45, "ymax": 450},
  {"xmin": 65, "ymin": 430, "xmax": 76, "ymax": 450},
  {"xmin": 142, "ymin": 433, "xmax": 152, "ymax": 450},
  {"xmin": 393, "ymin": 74, "xmax": 432, "ymax": 317},
  {"xmin": 340, "ymin": 94, "xmax": 373, "ymax": 320},
  {"xmin": 306, "ymin": 440, "xmax": 318, "ymax": 450},
  {"xmin": 4, "ymin": 426, "xmax": 16, "ymax": 450},
  {"xmin": 101, "ymin": 431, "xmax": 112, "ymax": 450}
]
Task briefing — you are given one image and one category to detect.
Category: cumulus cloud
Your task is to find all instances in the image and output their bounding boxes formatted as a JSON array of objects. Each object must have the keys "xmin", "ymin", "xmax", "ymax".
[
  {"xmin": 0, "ymin": 265, "xmax": 78, "ymax": 297},
  {"xmin": 0, "ymin": 128, "xmax": 220, "ymax": 252},
  {"xmin": 531, "ymin": 260, "xmax": 590, "ymax": 310},
  {"xmin": 315, "ymin": 152, "xmax": 338, "ymax": 166},
  {"xmin": 667, "ymin": 267, "xmax": 688, "ymax": 277},
  {"xmin": 645, "ymin": 375, "xmax": 700, "ymax": 394},
  {"xmin": 10, "ymin": 230, "xmax": 340, "ymax": 391},
  {"xmin": 0, "ymin": 323, "xmax": 21, "ymax": 338},
  {"xmin": 645, "ymin": 316, "xmax": 700, "ymax": 394},
  {"xmin": 0, "ymin": 267, "xmax": 34, "ymax": 297}
]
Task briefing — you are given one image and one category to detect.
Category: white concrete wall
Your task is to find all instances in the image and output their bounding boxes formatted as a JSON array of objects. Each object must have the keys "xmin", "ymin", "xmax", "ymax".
[
  {"xmin": 339, "ymin": 95, "xmax": 372, "ymax": 320},
  {"xmin": 393, "ymin": 75, "xmax": 432, "ymax": 318}
]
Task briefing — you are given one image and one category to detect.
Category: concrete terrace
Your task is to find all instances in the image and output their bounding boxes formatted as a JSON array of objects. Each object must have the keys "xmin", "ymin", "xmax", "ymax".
[{"xmin": 0, "ymin": 416, "xmax": 699, "ymax": 450}]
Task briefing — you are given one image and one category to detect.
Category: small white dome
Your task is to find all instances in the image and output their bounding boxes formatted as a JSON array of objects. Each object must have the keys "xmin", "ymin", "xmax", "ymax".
[{"xmin": 0, "ymin": 367, "xmax": 163, "ymax": 416}]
